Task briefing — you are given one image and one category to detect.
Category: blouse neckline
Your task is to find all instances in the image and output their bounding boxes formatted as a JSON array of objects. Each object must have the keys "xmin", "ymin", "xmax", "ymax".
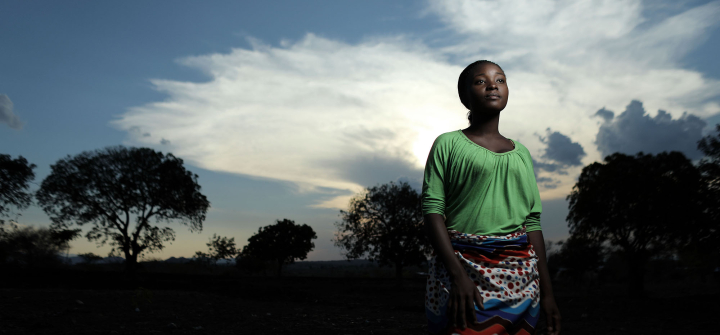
[{"xmin": 457, "ymin": 129, "xmax": 518, "ymax": 155}]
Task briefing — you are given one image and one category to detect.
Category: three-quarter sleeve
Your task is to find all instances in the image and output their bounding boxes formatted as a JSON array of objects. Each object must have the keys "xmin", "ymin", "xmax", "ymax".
[
  {"xmin": 523, "ymin": 149, "xmax": 543, "ymax": 232},
  {"xmin": 422, "ymin": 136, "xmax": 447, "ymax": 216}
]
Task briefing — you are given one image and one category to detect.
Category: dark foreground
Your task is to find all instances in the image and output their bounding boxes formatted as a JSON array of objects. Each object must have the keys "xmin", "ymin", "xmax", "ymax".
[{"xmin": 0, "ymin": 268, "xmax": 717, "ymax": 334}]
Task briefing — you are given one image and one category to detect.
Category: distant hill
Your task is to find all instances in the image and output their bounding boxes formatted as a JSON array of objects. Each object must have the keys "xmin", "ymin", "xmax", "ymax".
[
  {"xmin": 58, "ymin": 254, "xmax": 126, "ymax": 265},
  {"xmin": 164, "ymin": 257, "xmax": 193, "ymax": 264}
]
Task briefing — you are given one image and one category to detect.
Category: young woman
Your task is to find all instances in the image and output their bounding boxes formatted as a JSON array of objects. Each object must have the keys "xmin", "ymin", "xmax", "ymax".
[{"xmin": 422, "ymin": 60, "xmax": 561, "ymax": 335}]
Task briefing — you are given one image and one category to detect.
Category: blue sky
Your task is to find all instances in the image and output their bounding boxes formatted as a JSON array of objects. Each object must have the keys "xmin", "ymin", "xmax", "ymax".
[{"xmin": 2, "ymin": 0, "xmax": 719, "ymax": 260}]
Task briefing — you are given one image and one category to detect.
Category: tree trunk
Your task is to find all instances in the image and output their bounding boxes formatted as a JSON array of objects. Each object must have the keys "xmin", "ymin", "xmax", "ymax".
[{"xmin": 124, "ymin": 249, "xmax": 138, "ymax": 280}]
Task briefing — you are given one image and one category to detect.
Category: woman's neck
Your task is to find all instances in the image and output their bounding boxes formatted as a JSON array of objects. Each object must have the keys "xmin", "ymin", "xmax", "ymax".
[{"xmin": 465, "ymin": 110, "xmax": 501, "ymax": 136}]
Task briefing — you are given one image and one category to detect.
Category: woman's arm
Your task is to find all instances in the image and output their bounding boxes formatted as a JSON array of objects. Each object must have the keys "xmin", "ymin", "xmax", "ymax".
[
  {"xmin": 527, "ymin": 230, "xmax": 561, "ymax": 335},
  {"xmin": 424, "ymin": 213, "xmax": 484, "ymax": 330}
]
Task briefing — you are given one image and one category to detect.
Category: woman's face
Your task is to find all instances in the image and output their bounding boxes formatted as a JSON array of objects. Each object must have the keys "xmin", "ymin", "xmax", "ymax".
[{"xmin": 468, "ymin": 63, "xmax": 508, "ymax": 113}]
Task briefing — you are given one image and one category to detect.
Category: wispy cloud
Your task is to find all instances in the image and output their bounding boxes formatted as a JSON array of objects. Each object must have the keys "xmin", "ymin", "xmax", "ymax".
[
  {"xmin": 110, "ymin": 0, "xmax": 720, "ymax": 206},
  {"xmin": 0, "ymin": 94, "xmax": 24, "ymax": 130}
]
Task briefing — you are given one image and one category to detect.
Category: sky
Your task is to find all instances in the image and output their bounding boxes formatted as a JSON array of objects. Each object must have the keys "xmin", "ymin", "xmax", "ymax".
[{"xmin": 2, "ymin": 0, "xmax": 719, "ymax": 261}]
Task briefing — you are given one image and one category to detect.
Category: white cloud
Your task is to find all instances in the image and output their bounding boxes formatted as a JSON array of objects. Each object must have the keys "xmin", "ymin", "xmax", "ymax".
[
  {"xmin": 0, "ymin": 94, "xmax": 24, "ymax": 130},
  {"xmin": 110, "ymin": 34, "xmax": 468, "ymax": 208},
  {"xmin": 110, "ymin": 0, "xmax": 720, "ymax": 206}
]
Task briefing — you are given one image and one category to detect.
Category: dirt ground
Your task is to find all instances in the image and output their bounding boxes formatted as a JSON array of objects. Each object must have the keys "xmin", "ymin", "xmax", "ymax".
[{"xmin": 0, "ymin": 269, "xmax": 717, "ymax": 334}]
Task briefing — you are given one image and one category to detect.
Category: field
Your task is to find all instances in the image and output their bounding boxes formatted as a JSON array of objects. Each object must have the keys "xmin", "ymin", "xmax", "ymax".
[{"xmin": 0, "ymin": 266, "xmax": 717, "ymax": 334}]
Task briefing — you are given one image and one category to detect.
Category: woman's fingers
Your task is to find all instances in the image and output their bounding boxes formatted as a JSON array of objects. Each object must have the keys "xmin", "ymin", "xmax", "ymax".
[
  {"xmin": 553, "ymin": 311, "xmax": 562, "ymax": 334},
  {"xmin": 457, "ymin": 296, "xmax": 466, "ymax": 329},
  {"xmin": 466, "ymin": 294, "xmax": 477, "ymax": 326},
  {"xmin": 474, "ymin": 289, "xmax": 484, "ymax": 311},
  {"xmin": 548, "ymin": 310, "xmax": 564, "ymax": 335},
  {"xmin": 448, "ymin": 295, "xmax": 456, "ymax": 327},
  {"xmin": 546, "ymin": 312, "xmax": 553, "ymax": 334}
]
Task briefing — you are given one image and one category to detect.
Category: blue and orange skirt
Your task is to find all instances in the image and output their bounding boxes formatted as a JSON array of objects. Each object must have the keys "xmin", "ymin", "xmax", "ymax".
[{"xmin": 426, "ymin": 227, "xmax": 540, "ymax": 335}]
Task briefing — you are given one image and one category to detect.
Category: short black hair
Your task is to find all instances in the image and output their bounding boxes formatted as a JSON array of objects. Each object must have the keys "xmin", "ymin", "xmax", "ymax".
[{"xmin": 458, "ymin": 60, "xmax": 504, "ymax": 115}]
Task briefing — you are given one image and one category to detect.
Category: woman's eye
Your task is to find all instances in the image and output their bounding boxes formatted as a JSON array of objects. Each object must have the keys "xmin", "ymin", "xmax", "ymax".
[
  {"xmin": 475, "ymin": 80, "xmax": 484, "ymax": 84},
  {"xmin": 497, "ymin": 79, "xmax": 504, "ymax": 83}
]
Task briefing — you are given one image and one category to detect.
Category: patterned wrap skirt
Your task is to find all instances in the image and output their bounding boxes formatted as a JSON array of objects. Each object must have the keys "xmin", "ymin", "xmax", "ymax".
[{"xmin": 425, "ymin": 227, "xmax": 540, "ymax": 335}]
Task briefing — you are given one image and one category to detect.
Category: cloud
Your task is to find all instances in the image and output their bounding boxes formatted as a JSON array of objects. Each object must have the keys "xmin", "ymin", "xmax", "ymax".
[
  {"xmin": 594, "ymin": 100, "xmax": 707, "ymax": 159},
  {"xmin": 110, "ymin": 34, "xmax": 466, "ymax": 208},
  {"xmin": 535, "ymin": 175, "xmax": 560, "ymax": 190},
  {"xmin": 539, "ymin": 129, "xmax": 586, "ymax": 166},
  {"xmin": 532, "ymin": 159, "xmax": 569, "ymax": 176},
  {"xmin": 594, "ymin": 108, "xmax": 614, "ymax": 122},
  {"xmin": 532, "ymin": 129, "xmax": 585, "ymax": 190},
  {"xmin": 427, "ymin": 0, "xmax": 720, "ymax": 145},
  {"xmin": 0, "ymin": 94, "xmax": 24, "ymax": 130},
  {"xmin": 128, "ymin": 125, "xmax": 152, "ymax": 137},
  {"xmin": 111, "ymin": 0, "xmax": 720, "ymax": 204}
]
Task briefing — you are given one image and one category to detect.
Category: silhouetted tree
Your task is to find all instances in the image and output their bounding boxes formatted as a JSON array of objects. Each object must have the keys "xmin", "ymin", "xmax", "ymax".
[
  {"xmin": 698, "ymin": 124, "xmax": 720, "ymax": 188},
  {"xmin": 0, "ymin": 154, "xmax": 36, "ymax": 230},
  {"xmin": 0, "ymin": 225, "xmax": 66, "ymax": 268},
  {"xmin": 50, "ymin": 227, "xmax": 82, "ymax": 263},
  {"xmin": 550, "ymin": 235, "xmax": 605, "ymax": 283},
  {"xmin": 567, "ymin": 151, "xmax": 705, "ymax": 296},
  {"xmin": 193, "ymin": 233, "xmax": 238, "ymax": 268},
  {"xmin": 697, "ymin": 125, "xmax": 720, "ymax": 242},
  {"xmin": 241, "ymin": 219, "xmax": 316, "ymax": 277},
  {"xmin": 35, "ymin": 146, "xmax": 210, "ymax": 278},
  {"xmin": 207, "ymin": 233, "xmax": 238, "ymax": 263},
  {"xmin": 192, "ymin": 250, "xmax": 214, "ymax": 268},
  {"xmin": 333, "ymin": 180, "xmax": 430, "ymax": 279}
]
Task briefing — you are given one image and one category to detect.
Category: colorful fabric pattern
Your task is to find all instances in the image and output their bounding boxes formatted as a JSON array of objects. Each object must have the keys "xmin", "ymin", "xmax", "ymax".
[{"xmin": 426, "ymin": 227, "xmax": 540, "ymax": 335}]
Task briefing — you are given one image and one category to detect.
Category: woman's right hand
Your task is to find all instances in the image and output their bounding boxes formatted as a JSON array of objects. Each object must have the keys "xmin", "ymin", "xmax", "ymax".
[{"xmin": 447, "ymin": 272, "xmax": 485, "ymax": 330}]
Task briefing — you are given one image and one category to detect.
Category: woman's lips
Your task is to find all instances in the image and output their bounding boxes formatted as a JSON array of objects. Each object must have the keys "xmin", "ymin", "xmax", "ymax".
[{"xmin": 485, "ymin": 95, "xmax": 501, "ymax": 100}]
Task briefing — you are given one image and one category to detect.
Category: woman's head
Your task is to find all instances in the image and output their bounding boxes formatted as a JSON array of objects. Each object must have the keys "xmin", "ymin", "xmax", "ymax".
[{"xmin": 458, "ymin": 60, "xmax": 508, "ymax": 124}]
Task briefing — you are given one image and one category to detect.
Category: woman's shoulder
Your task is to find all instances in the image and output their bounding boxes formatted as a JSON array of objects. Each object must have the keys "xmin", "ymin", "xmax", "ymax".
[
  {"xmin": 509, "ymin": 139, "xmax": 534, "ymax": 158},
  {"xmin": 510, "ymin": 138, "xmax": 528, "ymax": 151},
  {"xmin": 431, "ymin": 129, "xmax": 462, "ymax": 146},
  {"xmin": 439, "ymin": 129, "xmax": 462, "ymax": 139}
]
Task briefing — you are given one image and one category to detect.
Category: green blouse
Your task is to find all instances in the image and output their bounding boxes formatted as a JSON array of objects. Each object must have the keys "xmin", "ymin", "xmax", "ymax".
[{"xmin": 421, "ymin": 129, "xmax": 542, "ymax": 235}]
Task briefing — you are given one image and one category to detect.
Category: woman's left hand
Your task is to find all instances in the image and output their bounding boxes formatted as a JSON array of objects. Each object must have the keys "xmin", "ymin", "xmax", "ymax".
[{"xmin": 541, "ymin": 296, "xmax": 561, "ymax": 335}]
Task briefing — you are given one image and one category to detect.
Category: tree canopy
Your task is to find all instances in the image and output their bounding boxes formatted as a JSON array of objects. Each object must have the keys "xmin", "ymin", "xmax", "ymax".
[
  {"xmin": 0, "ymin": 154, "xmax": 36, "ymax": 229},
  {"xmin": 194, "ymin": 233, "xmax": 238, "ymax": 267},
  {"xmin": 687, "ymin": 124, "xmax": 720, "ymax": 267},
  {"xmin": 333, "ymin": 180, "xmax": 430, "ymax": 278},
  {"xmin": 697, "ymin": 124, "xmax": 720, "ymax": 236},
  {"xmin": 241, "ymin": 218, "xmax": 316, "ymax": 276},
  {"xmin": 35, "ymin": 145, "xmax": 210, "ymax": 277},
  {"xmin": 0, "ymin": 225, "xmax": 67, "ymax": 268},
  {"xmin": 566, "ymin": 151, "xmax": 705, "ymax": 295}
]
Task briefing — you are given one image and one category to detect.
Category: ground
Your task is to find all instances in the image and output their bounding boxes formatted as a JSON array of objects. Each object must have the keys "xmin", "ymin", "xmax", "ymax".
[{"xmin": 0, "ymin": 268, "xmax": 716, "ymax": 334}]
